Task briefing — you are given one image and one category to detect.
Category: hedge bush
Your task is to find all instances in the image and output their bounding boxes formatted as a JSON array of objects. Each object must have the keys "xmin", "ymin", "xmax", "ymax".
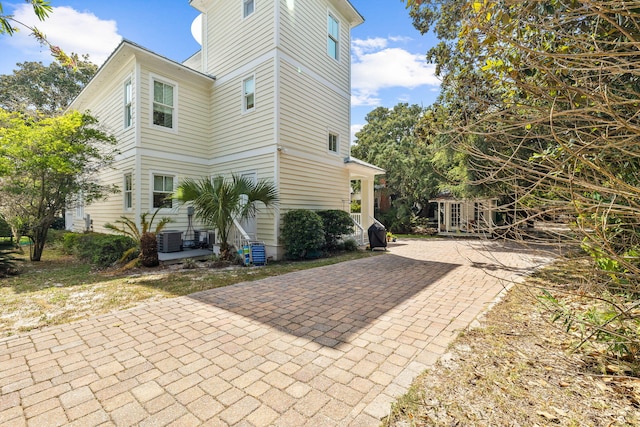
[
  {"xmin": 63, "ymin": 232, "xmax": 135, "ymax": 268},
  {"xmin": 281, "ymin": 210, "xmax": 325, "ymax": 259},
  {"xmin": 317, "ymin": 210, "xmax": 354, "ymax": 251}
]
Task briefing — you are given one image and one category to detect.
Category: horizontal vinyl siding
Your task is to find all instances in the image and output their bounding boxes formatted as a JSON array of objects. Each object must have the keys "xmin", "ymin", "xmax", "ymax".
[
  {"xmin": 279, "ymin": 0, "xmax": 350, "ymax": 94},
  {"xmin": 279, "ymin": 59, "xmax": 350, "ymax": 158},
  {"xmin": 137, "ymin": 156, "xmax": 210, "ymax": 232},
  {"xmin": 138, "ymin": 65, "xmax": 212, "ymax": 159},
  {"xmin": 79, "ymin": 64, "xmax": 137, "ymax": 154},
  {"xmin": 204, "ymin": 0, "xmax": 275, "ymax": 77},
  {"xmin": 279, "ymin": 154, "xmax": 350, "ymax": 212},
  {"xmin": 86, "ymin": 157, "xmax": 136, "ymax": 233},
  {"xmin": 183, "ymin": 51, "xmax": 202, "ymax": 72},
  {"xmin": 212, "ymin": 153, "xmax": 277, "ymax": 246},
  {"xmin": 210, "ymin": 59, "xmax": 275, "ymax": 158}
]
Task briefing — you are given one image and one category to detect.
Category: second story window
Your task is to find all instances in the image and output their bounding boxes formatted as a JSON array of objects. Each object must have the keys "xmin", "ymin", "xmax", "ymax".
[
  {"xmin": 328, "ymin": 132, "xmax": 338, "ymax": 153},
  {"xmin": 327, "ymin": 13, "xmax": 339, "ymax": 60},
  {"xmin": 243, "ymin": 0, "xmax": 254, "ymax": 18},
  {"xmin": 153, "ymin": 174, "xmax": 174, "ymax": 209},
  {"xmin": 153, "ymin": 80, "xmax": 174, "ymax": 128},
  {"xmin": 124, "ymin": 79, "xmax": 132, "ymax": 128},
  {"xmin": 243, "ymin": 75, "xmax": 255, "ymax": 112}
]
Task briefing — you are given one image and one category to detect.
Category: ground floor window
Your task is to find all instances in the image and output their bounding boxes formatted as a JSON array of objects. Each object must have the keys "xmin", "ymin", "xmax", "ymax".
[
  {"xmin": 153, "ymin": 174, "xmax": 174, "ymax": 209},
  {"xmin": 451, "ymin": 203, "xmax": 461, "ymax": 228}
]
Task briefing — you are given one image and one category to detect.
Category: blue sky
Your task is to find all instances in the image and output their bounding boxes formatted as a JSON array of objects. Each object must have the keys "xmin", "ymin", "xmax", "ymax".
[{"xmin": 0, "ymin": 0, "xmax": 441, "ymax": 141}]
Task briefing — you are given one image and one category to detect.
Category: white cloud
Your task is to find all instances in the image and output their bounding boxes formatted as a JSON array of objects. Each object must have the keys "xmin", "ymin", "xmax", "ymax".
[
  {"xmin": 350, "ymin": 124, "xmax": 364, "ymax": 145},
  {"xmin": 351, "ymin": 37, "xmax": 440, "ymax": 107},
  {"xmin": 6, "ymin": 4, "xmax": 122, "ymax": 67}
]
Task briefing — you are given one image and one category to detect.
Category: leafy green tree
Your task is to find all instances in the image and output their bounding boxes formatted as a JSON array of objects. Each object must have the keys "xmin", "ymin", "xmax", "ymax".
[
  {"xmin": 0, "ymin": 0, "xmax": 76, "ymax": 68},
  {"xmin": 0, "ymin": 58, "xmax": 97, "ymax": 116},
  {"xmin": 0, "ymin": 108, "xmax": 118, "ymax": 261},
  {"xmin": 352, "ymin": 103, "xmax": 440, "ymax": 217},
  {"xmin": 174, "ymin": 175, "xmax": 278, "ymax": 261},
  {"xmin": 406, "ymin": 0, "xmax": 640, "ymax": 363}
]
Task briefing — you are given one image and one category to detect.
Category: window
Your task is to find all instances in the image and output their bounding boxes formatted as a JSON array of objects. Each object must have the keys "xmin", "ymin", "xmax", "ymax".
[
  {"xmin": 328, "ymin": 132, "xmax": 338, "ymax": 153},
  {"xmin": 153, "ymin": 80, "xmax": 174, "ymax": 128},
  {"xmin": 451, "ymin": 203, "xmax": 461, "ymax": 228},
  {"xmin": 243, "ymin": 0, "xmax": 254, "ymax": 18},
  {"xmin": 74, "ymin": 192, "xmax": 84, "ymax": 219},
  {"xmin": 327, "ymin": 13, "xmax": 339, "ymax": 60},
  {"xmin": 124, "ymin": 79, "xmax": 132, "ymax": 128},
  {"xmin": 243, "ymin": 76, "xmax": 255, "ymax": 112},
  {"xmin": 153, "ymin": 175, "xmax": 174, "ymax": 209},
  {"xmin": 124, "ymin": 173, "xmax": 133, "ymax": 210}
]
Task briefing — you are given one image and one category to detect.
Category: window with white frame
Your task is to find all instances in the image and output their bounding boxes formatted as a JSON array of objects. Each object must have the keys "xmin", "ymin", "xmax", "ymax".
[
  {"xmin": 124, "ymin": 173, "xmax": 133, "ymax": 210},
  {"xmin": 243, "ymin": 75, "xmax": 255, "ymax": 112},
  {"xmin": 153, "ymin": 174, "xmax": 174, "ymax": 209},
  {"xmin": 327, "ymin": 13, "xmax": 339, "ymax": 60},
  {"xmin": 328, "ymin": 132, "xmax": 338, "ymax": 153},
  {"xmin": 451, "ymin": 203, "xmax": 461, "ymax": 228},
  {"xmin": 153, "ymin": 80, "xmax": 174, "ymax": 128},
  {"xmin": 124, "ymin": 79, "xmax": 132, "ymax": 128},
  {"xmin": 74, "ymin": 192, "xmax": 84, "ymax": 219},
  {"xmin": 243, "ymin": 0, "xmax": 254, "ymax": 18}
]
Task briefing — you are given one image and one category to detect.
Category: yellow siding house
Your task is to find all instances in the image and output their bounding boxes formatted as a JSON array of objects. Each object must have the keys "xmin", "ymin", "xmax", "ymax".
[{"xmin": 67, "ymin": 0, "xmax": 383, "ymax": 260}]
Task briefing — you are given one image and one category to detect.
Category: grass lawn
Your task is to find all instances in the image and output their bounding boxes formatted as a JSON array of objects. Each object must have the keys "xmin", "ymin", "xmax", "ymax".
[{"xmin": 0, "ymin": 247, "xmax": 379, "ymax": 337}]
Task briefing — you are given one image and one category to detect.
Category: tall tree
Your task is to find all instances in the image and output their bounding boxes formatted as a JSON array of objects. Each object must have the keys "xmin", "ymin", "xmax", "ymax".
[
  {"xmin": 352, "ymin": 103, "xmax": 440, "ymax": 218},
  {"xmin": 174, "ymin": 175, "xmax": 278, "ymax": 261},
  {"xmin": 406, "ymin": 0, "xmax": 640, "ymax": 361},
  {"xmin": 0, "ymin": 108, "xmax": 118, "ymax": 261},
  {"xmin": 0, "ymin": 58, "xmax": 97, "ymax": 116}
]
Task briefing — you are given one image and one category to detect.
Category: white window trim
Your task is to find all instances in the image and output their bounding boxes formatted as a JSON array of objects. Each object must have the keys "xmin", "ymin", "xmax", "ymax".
[
  {"xmin": 124, "ymin": 77, "xmax": 133, "ymax": 129},
  {"xmin": 327, "ymin": 11, "xmax": 340, "ymax": 61},
  {"xmin": 243, "ymin": 0, "xmax": 255, "ymax": 19},
  {"xmin": 124, "ymin": 172, "xmax": 133, "ymax": 211},
  {"xmin": 149, "ymin": 74, "xmax": 178, "ymax": 132},
  {"xmin": 242, "ymin": 74, "xmax": 256, "ymax": 113},
  {"xmin": 74, "ymin": 192, "xmax": 84, "ymax": 219},
  {"xmin": 150, "ymin": 172, "xmax": 177, "ymax": 212},
  {"xmin": 327, "ymin": 130, "xmax": 340, "ymax": 155}
]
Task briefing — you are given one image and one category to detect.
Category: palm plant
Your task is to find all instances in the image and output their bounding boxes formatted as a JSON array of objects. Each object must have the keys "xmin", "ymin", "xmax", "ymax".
[
  {"xmin": 174, "ymin": 175, "xmax": 278, "ymax": 260},
  {"xmin": 104, "ymin": 210, "xmax": 172, "ymax": 267}
]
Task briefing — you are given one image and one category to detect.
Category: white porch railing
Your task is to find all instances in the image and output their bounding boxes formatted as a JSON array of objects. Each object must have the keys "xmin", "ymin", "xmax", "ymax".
[
  {"xmin": 350, "ymin": 213, "xmax": 366, "ymax": 245},
  {"xmin": 230, "ymin": 218, "xmax": 252, "ymax": 252}
]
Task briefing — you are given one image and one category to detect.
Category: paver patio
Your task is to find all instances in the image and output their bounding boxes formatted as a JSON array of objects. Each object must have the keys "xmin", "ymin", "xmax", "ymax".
[{"xmin": 0, "ymin": 239, "xmax": 554, "ymax": 426}]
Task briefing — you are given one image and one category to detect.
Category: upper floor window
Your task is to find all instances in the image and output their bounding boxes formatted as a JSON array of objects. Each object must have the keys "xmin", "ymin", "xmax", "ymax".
[
  {"xmin": 243, "ymin": 75, "xmax": 255, "ymax": 112},
  {"xmin": 124, "ymin": 79, "xmax": 132, "ymax": 128},
  {"xmin": 124, "ymin": 173, "xmax": 133, "ymax": 210},
  {"xmin": 327, "ymin": 13, "xmax": 339, "ymax": 60},
  {"xmin": 153, "ymin": 80, "xmax": 174, "ymax": 128},
  {"xmin": 328, "ymin": 132, "xmax": 338, "ymax": 153},
  {"xmin": 243, "ymin": 0, "xmax": 254, "ymax": 18},
  {"xmin": 153, "ymin": 174, "xmax": 174, "ymax": 209}
]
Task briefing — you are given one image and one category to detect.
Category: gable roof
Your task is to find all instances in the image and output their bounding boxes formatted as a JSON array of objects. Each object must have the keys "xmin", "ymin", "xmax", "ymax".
[{"xmin": 68, "ymin": 39, "xmax": 216, "ymax": 112}]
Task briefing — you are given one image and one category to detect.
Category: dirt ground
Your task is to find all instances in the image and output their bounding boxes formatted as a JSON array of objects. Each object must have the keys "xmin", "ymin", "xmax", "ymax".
[{"xmin": 383, "ymin": 276, "xmax": 640, "ymax": 426}]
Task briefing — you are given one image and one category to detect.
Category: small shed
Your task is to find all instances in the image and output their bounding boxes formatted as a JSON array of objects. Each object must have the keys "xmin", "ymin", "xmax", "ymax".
[{"xmin": 429, "ymin": 194, "xmax": 498, "ymax": 235}]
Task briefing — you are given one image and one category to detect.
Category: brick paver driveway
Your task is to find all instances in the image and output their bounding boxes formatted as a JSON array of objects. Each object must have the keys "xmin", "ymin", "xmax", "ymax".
[{"xmin": 0, "ymin": 239, "xmax": 554, "ymax": 426}]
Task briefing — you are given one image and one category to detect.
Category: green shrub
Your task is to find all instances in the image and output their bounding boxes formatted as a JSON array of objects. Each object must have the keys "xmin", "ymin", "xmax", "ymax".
[
  {"xmin": 281, "ymin": 209, "xmax": 325, "ymax": 259},
  {"xmin": 0, "ymin": 216, "xmax": 11, "ymax": 238},
  {"xmin": 343, "ymin": 238, "xmax": 359, "ymax": 252},
  {"xmin": 317, "ymin": 210, "xmax": 354, "ymax": 252},
  {"xmin": 62, "ymin": 232, "xmax": 80, "ymax": 255},
  {"xmin": 45, "ymin": 229, "xmax": 68, "ymax": 249},
  {"xmin": 63, "ymin": 232, "xmax": 135, "ymax": 268},
  {"xmin": 0, "ymin": 246, "xmax": 18, "ymax": 277}
]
